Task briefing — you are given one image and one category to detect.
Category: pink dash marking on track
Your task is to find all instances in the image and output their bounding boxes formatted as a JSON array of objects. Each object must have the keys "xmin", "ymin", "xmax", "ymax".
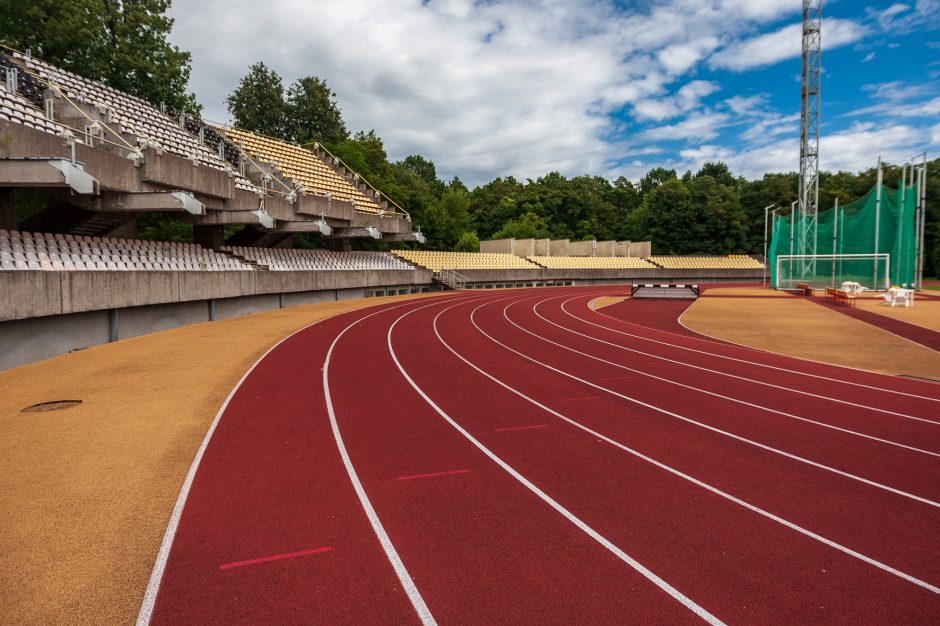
[
  {"xmin": 555, "ymin": 395, "xmax": 599, "ymax": 402},
  {"xmin": 395, "ymin": 469, "xmax": 471, "ymax": 481},
  {"xmin": 219, "ymin": 546, "xmax": 332, "ymax": 571},
  {"xmin": 494, "ymin": 424, "xmax": 550, "ymax": 432}
]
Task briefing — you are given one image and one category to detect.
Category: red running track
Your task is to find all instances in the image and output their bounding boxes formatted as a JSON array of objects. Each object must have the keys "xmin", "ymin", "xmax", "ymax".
[{"xmin": 139, "ymin": 287, "xmax": 940, "ymax": 624}]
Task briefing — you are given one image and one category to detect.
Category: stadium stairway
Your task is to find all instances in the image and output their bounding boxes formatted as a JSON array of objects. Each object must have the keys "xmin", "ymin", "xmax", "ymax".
[{"xmin": 220, "ymin": 249, "xmax": 270, "ymax": 270}]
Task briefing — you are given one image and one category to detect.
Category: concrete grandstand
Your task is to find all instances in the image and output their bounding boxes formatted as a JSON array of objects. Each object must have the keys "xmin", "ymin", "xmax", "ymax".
[{"xmin": 0, "ymin": 49, "xmax": 764, "ymax": 370}]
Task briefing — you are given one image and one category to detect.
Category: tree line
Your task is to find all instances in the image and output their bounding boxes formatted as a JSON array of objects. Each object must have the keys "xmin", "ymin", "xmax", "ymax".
[
  {"xmin": 2, "ymin": 2, "xmax": 937, "ymax": 274},
  {"xmin": 223, "ymin": 63, "xmax": 938, "ymax": 274}
]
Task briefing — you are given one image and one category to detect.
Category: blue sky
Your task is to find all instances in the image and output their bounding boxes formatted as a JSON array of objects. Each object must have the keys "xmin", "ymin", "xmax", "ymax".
[{"xmin": 170, "ymin": 0, "xmax": 940, "ymax": 187}]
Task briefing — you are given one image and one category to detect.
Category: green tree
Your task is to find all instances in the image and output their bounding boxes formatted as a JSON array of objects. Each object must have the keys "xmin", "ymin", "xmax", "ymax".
[
  {"xmin": 687, "ymin": 175, "xmax": 748, "ymax": 253},
  {"xmin": 286, "ymin": 76, "xmax": 348, "ymax": 145},
  {"xmin": 695, "ymin": 162, "xmax": 736, "ymax": 188},
  {"xmin": 441, "ymin": 184, "xmax": 472, "ymax": 244},
  {"xmin": 641, "ymin": 179, "xmax": 695, "ymax": 254},
  {"xmin": 0, "ymin": 0, "xmax": 200, "ymax": 114},
  {"xmin": 638, "ymin": 167, "xmax": 678, "ymax": 197},
  {"xmin": 226, "ymin": 62, "xmax": 287, "ymax": 138},
  {"xmin": 469, "ymin": 177, "xmax": 524, "ymax": 237},
  {"xmin": 454, "ymin": 231, "xmax": 480, "ymax": 252},
  {"xmin": 492, "ymin": 211, "xmax": 550, "ymax": 240}
]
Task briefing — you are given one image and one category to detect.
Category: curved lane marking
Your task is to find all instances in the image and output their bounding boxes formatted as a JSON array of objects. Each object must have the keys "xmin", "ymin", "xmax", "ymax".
[
  {"xmin": 477, "ymin": 297, "xmax": 940, "ymax": 509},
  {"xmin": 524, "ymin": 297, "xmax": 940, "ymax": 457},
  {"xmin": 431, "ymin": 296, "xmax": 940, "ymax": 596},
  {"xmin": 388, "ymin": 301, "xmax": 726, "ymax": 625},
  {"xmin": 586, "ymin": 295, "xmax": 940, "ymax": 405}
]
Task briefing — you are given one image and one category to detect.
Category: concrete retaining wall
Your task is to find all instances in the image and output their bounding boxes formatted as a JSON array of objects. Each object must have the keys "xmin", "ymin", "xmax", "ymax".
[
  {"xmin": 0, "ymin": 272, "xmax": 436, "ymax": 371},
  {"xmin": 0, "ymin": 266, "xmax": 762, "ymax": 371},
  {"xmin": 0, "ymin": 268, "xmax": 433, "ymax": 321},
  {"xmin": 480, "ymin": 238, "xmax": 514, "ymax": 254}
]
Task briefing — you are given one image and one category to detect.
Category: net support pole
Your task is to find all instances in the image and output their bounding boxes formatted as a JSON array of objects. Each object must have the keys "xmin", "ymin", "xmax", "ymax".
[
  {"xmin": 789, "ymin": 200, "xmax": 797, "ymax": 286},
  {"xmin": 762, "ymin": 204, "xmax": 774, "ymax": 288},
  {"xmin": 873, "ymin": 157, "xmax": 882, "ymax": 289},
  {"xmin": 898, "ymin": 163, "xmax": 907, "ymax": 283},
  {"xmin": 917, "ymin": 156, "xmax": 927, "ymax": 288},
  {"xmin": 831, "ymin": 197, "xmax": 838, "ymax": 287}
]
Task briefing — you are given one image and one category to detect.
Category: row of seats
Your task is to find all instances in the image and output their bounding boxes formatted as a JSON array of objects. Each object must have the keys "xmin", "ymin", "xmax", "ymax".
[
  {"xmin": 393, "ymin": 250, "xmax": 540, "ymax": 271},
  {"xmin": 3, "ymin": 53, "xmax": 385, "ymax": 210},
  {"xmin": 222, "ymin": 127, "xmax": 386, "ymax": 214},
  {"xmin": 527, "ymin": 256, "xmax": 655, "ymax": 269},
  {"xmin": 648, "ymin": 255, "xmax": 764, "ymax": 269},
  {"xmin": 0, "ymin": 75, "xmax": 67, "ymax": 135},
  {"xmin": 224, "ymin": 246, "xmax": 414, "ymax": 271},
  {"xmin": 1, "ymin": 230, "xmax": 252, "ymax": 271},
  {"xmin": 12, "ymin": 53, "xmax": 230, "ymax": 172}
]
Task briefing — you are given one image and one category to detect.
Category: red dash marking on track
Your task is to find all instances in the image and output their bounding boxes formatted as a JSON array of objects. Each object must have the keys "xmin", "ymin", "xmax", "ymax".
[
  {"xmin": 395, "ymin": 469, "xmax": 471, "ymax": 481},
  {"xmin": 219, "ymin": 546, "xmax": 332, "ymax": 571},
  {"xmin": 555, "ymin": 396, "xmax": 599, "ymax": 402},
  {"xmin": 494, "ymin": 424, "xmax": 550, "ymax": 432}
]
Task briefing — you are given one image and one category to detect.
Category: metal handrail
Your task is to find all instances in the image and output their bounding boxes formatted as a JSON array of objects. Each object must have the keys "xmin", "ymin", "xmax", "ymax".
[{"xmin": 435, "ymin": 268, "xmax": 468, "ymax": 289}]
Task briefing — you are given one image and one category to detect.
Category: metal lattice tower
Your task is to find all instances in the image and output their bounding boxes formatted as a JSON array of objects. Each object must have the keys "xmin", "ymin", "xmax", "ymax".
[{"xmin": 798, "ymin": 0, "xmax": 821, "ymax": 275}]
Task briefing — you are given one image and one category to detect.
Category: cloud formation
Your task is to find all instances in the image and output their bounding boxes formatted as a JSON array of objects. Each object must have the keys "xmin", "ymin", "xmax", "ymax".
[{"xmin": 167, "ymin": 0, "xmax": 937, "ymax": 187}]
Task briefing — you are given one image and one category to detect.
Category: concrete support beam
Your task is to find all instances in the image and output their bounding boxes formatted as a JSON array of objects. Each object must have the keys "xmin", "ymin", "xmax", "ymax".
[
  {"xmin": 383, "ymin": 231, "xmax": 425, "ymax": 243},
  {"xmin": 331, "ymin": 226, "xmax": 381, "ymax": 239},
  {"xmin": 265, "ymin": 220, "xmax": 331, "ymax": 234},
  {"xmin": 328, "ymin": 238, "xmax": 352, "ymax": 252},
  {"xmin": 194, "ymin": 225, "xmax": 224, "ymax": 251},
  {"xmin": 295, "ymin": 193, "xmax": 355, "ymax": 221},
  {"xmin": 192, "ymin": 210, "xmax": 263, "ymax": 225},
  {"xmin": 74, "ymin": 190, "xmax": 205, "ymax": 214},
  {"xmin": 0, "ymin": 158, "xmax": 99, "ymax": 195},
  {"xmin": 0, "ymin": 188, "xmax": 16, "ymax": 230}
]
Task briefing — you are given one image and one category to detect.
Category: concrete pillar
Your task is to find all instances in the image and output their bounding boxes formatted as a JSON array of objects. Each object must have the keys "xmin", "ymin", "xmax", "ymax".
[
  {"xmin": 328, "ymin": 238, "xmax": 352, "ymax": 252},
  {"xmin": 0, "ymin": 189, "xmax": 16, "ymax": 230},
  {"xmin": 194, "ymin": 225, "xmax": 224, "ymax": 251}
]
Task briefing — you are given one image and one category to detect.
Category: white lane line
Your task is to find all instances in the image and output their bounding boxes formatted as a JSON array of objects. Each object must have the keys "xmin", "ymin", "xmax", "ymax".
[
  {"xmin": 136, "ymin": 316, "xmax": 338, "ymax": 625},
  {"xmin": 476, "ymin": 299, "xmax": 940, "ymax": 509},
  {"xmin": 136, "ymin": 295, "xmax": 478, "ymax": 626},
  {"xmin": 387, "ymin": 305, "xmax": 725, "ymax": 626},
  {"xmin": 562, "ymin": 297, "xmax": 940, "ymax": 422},
  {"xmin": 519, "ymin": 298, "xmax": 940, "ymax": 458},
  {"xmin": 429, "ymin": 298, "xmax": 940, "ymax": 596},
  {"xmin": 136, "ymin": 302, "xmax": 387, "ymax": 624},
  {"xmin": 582, "ymin": 296, "xmax": 940, "ymax": 405},
  {"xmin": 324, "ymin": 294, "xmax": 499, "ymax": 626}
]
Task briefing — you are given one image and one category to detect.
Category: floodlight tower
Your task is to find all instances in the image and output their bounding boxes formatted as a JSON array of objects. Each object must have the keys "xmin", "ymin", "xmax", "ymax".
[{"xmin": 798, "ymin": 0, "xmax": 821, "ymax": 277}]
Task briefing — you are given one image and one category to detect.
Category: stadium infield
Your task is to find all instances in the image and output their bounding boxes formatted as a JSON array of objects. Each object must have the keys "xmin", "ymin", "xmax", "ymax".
[{"xmin": 1, "ymin": 286, "xmax": 938, "ymax": 623}]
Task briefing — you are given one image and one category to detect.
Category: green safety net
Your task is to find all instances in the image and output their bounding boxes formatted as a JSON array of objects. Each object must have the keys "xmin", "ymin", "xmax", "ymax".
[{"xmin": 769, "ymin": 182, "xmax": 918, "ymax": 290}]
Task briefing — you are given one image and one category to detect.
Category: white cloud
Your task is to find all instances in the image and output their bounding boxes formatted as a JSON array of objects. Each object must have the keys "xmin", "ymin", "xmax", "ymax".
[
  {"xmin": 848, "ymin": 96, "xmax": 940, "ymax": 118},
  {"xmin": 862, "ymin": 52, "xmax": 876, "ymax": 62},
  {"xmin": 709, "ymin": 19, "xmax": 868, "ymax": 72},
  {"xmin": 628, "ymin": 121, "xmax": 939, "ymax": 181},
  {"xmin": 724, "ymin": 94, "xmax": 767, "ymax": 116},
  {"xmin": 658, "ymin": 37, "xmax": 719, "ymax": 74},
  {"xmin": 677, "ymin": 80, "xmax": 721, "ymax": 109},
  {"xmin": 845, "ymin": 81, "xmax": 940, "ymax": 119},
  {"xmin": 869, "ymin": 0, "xmax": 940, "ymax": 33},
  {"xmin": 632, "ymin": 80, "xmax": 720, "ymax": 122},
  {"xmin": 165, "ymin": 0, "xmax": 931, "ymax": 189},
  {"xmin": 642, "ymin": 111, "xmax": 730, "ymax": 141}
]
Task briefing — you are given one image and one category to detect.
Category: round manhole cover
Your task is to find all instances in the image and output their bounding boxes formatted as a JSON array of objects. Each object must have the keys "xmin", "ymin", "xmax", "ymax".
[{"xmin": 21, "ymin": 400, "xmax": 82, "ymax": 413}]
